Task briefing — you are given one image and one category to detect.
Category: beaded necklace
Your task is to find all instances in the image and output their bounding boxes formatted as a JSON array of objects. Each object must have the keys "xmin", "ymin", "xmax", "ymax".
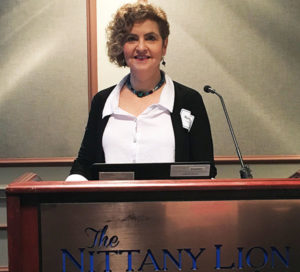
[{"xmin": 126, "ymin": 71, "xmax": 165, "ymax": 98}]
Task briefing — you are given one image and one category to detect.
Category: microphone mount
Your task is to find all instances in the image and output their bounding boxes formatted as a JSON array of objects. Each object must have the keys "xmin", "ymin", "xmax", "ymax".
[{"xmin": 203, "ymin": 85, "xmax": 253, "ymax": 179}]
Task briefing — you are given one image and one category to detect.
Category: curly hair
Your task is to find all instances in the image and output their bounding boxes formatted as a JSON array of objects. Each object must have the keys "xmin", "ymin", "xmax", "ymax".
[{"xmin": 106, "ymin": 2, "xmax": 170, "ymax": 67}]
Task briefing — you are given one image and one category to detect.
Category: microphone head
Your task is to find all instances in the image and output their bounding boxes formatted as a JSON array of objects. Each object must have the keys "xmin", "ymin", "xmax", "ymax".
[{"xmin": 203, "ymin": 85, "xmax": 214, "ymax": 93}]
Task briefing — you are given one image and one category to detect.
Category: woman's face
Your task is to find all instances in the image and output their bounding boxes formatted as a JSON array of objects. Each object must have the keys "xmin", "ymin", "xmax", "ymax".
[{"xmin": 123, "ymin": 19, "xmax": 168, "ymax": 74}]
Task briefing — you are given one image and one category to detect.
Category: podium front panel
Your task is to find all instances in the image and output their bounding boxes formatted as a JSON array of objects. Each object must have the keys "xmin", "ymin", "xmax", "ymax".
[{"xmin": 40, "ymin": 200, "xmax": 298, "ymax": 272}]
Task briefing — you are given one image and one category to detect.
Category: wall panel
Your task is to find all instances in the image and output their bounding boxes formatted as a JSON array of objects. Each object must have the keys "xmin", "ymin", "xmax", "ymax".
[{"xmin": 0, "ymin": 0, "xmax": 89, "ymax": 158}]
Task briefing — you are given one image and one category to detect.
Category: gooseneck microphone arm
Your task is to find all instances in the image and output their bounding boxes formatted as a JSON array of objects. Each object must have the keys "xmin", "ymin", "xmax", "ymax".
[{"xmin": 203, "ymin": 85, "xmax": 253, "ymax": 179}]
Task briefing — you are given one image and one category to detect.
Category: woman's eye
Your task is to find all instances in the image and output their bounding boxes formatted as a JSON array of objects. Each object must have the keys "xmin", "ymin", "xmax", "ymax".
[
  {"xmin": 126, "ymin": 36, "xmax": 137, "ymax": 42},
  {"xmin": 146, "ymin": 35, "xmax": 156, "ymax": 41}
]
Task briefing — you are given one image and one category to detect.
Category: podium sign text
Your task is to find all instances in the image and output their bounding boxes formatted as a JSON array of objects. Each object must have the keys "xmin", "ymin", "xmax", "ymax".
[{"xmin": 40, "ymin": 200, "xmax": 298, "ymax": 272}]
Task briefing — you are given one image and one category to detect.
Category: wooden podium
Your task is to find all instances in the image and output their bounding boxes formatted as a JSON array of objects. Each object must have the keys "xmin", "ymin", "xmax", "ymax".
[{"xmin": 6, "ymin": 173, "xmax": 300, "ymax": 272}]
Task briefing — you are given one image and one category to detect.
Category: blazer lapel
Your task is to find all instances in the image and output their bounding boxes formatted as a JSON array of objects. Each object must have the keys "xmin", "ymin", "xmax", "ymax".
[{"xmin": 171, "ymin": 83, "xmax": 190, "ymax": 162}]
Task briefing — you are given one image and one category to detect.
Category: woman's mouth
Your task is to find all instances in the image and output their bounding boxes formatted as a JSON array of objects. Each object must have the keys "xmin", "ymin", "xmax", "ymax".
[{"xmin": 134, "ymin": 55, "xmax": 150, "ymax": 60}]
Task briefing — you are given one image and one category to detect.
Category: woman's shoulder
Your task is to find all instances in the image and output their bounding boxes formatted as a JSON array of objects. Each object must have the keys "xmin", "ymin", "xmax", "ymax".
[
  {"xmin": 173, "ymin": 81, "xmax": 202, "ymax": 99},
  {"xmin": 91, "ymin": 85, "xmax": 116, "ymax": 105}
]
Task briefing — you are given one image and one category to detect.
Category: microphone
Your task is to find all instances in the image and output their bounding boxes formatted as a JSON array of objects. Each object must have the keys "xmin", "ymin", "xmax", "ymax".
[
  {"xmin": 203, "ymin": 85, "xmax": 216, "ymax": 94},
  {"xmin": 203, "ymin": 85, "xmax": 253, "ymax": 179}
]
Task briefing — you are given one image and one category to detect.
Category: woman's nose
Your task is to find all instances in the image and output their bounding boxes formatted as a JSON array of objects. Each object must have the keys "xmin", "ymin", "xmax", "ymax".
[{"xmin": 136, "ymin": 39, "xmax": 147, "ymax": 51}]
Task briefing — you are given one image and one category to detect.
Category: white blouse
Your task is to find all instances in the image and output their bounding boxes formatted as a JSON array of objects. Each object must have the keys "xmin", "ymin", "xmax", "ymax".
[
  {"xmin": 66, "ymin": 73, "xmax": 175, "ymax": 181},
  {"xmin": 102, "ymin": 73, "xmax": 175, "ymax": 163}
]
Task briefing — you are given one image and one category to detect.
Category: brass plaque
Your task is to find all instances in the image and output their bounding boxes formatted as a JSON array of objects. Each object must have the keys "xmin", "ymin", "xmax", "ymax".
[
  {"xmin": 99, "ymin": 171, "xmax": 135, "ymax": 180},
  {"xmin": 170, "ymin": 164, "xmax": 210, "ymax": 177},
  {"xmin": 40, "ymin": 200, "xmax": 300, "ymax": 271}
]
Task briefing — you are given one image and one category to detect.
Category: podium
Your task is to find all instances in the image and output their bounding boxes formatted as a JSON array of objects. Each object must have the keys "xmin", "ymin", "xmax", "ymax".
[{"xmin": 6, "ymin": 173, "xmax": 300, "ymax": 272}]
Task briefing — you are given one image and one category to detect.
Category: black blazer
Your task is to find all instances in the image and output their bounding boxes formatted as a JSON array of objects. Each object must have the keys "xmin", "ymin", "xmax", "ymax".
[{"xmin": 70, "ymin": 81, "xmax": 217, "ymax": 179}]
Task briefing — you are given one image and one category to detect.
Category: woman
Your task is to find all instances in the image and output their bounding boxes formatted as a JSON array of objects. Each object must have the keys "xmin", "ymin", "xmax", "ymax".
[{"xmin": 67, "ymin": 2, "xmax": 216, "ymax": 180}]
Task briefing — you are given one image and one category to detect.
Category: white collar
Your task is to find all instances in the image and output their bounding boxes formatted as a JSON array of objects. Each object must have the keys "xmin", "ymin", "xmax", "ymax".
[{"xmin": 102, "ymin": 73, "xmax": 174, "ymax": 118}]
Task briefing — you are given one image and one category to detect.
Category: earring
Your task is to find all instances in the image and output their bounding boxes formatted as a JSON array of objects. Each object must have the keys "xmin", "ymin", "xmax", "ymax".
[{"xmin": 162, "ymin": 57, "xmax": 166, "ymax": 66}]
